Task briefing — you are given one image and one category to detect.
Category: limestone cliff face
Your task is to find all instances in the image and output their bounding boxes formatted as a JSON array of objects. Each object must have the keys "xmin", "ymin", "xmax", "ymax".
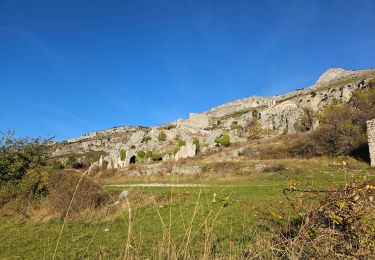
[{"xmin": 54, "ymin": 67, "xmax": 375, "ymax": 165}]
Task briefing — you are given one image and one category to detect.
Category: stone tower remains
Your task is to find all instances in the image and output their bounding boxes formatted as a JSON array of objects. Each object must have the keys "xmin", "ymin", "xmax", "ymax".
[{"xmin": 367, "ymin": 119, "xmax": 375, "ymax": 167}]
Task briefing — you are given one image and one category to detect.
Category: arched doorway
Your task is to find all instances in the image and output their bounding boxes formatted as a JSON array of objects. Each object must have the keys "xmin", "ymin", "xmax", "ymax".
[{"xmin": 129, "ymin": 155, "xmax": 137, "ymax": 164}]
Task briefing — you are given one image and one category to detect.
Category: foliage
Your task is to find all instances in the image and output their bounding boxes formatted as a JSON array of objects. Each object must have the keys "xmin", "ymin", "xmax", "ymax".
[
  {"xmin": 0, "ymin": 131, "xmax": 54, "ymax": 213},
  {"xmin": 309, "ymin": 86, "xmax": 375, "ymax": 156},
  {"xmin": 193, "ymin": 138, "xmax": 200, "ymax": 153},
  {"xmin": 145, "ymin": 151, "xmax": 153, "ymax": 159},
  {"xmin": 157, "ymin": 131, "xmax": 167, "ymax": 142},
  {"xmin": 65, "ymin": 155, "xmax": 84, "ymax": 169},
  {"xmin": 214, "ymin": 134, "xmax": 230, "ymax": 147},
  {"xmin": 273, "ymin": 181, "xmax": 375, "ymax": 259},
  {"xmin": 151, "ymin": 153, "xmax": 163, "ymax": 161},
  {"xmin": 0, "ymin": 131, "xmax": 52, "ymax": 184},
  {"xmin": 173, "ymin": 139, "xmax": 186, "ymax": 154},
  {"xmin": 246, "ymin": 119, "xmax": 263, "ymax": 140},
  {"xmin": 47, "ymin": 171, "xmax": 110, "ymax": 218},
  {"xmin": 296, "ymin": 108, "xmax": 316, "ymax": 132},
  {"xmin": 137, "ymin": 150, "xmax": 146, "ymax": 159},
  {"xmin": 120, "ymin": 149, "xmax": 126, "ymax": 161},
  {"xmin": 143, "ymin": 136, "xmax": 152, "ymax": 143},
  {"xmin": 230, "ymin": 121, "xmax": 242, "ymax": 131}
]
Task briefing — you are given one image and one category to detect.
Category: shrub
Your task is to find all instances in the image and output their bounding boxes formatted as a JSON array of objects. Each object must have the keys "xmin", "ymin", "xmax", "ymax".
[
  {"xmin": 145, "ymin": 151, "xmax": 153, "ymax": 159},
  {"xmin": 66, "ymin": 155, "xmax": 84, "ymax": 169},
  {"xmin": 173, "ymin": 139, "xmax": 186, "ymax": 154},
  {"xmin": 137, "ymin": 150, "xmax": 146, "ymax": 159},
  {"xmin": 193, "ymin": 138, "xmax": 200, "ymax": 153},
  {"xmin": 271, "ymin": 181, "xmax": 375, "ymax": 259},
  {"xmin": 0, "ymin": 131, "xmax": 52, "ymax": 184},
  {"xmin": 215, "ymin": 134, "xmax": 230, "ymax": 147},
  {"xmin": 143, "ymin": 136, "xmax": 152, "ymax": 143},
  {"xmin": 0, "ymin": 132, "xmax": 53, "ymax": 213},
  {"xmin": 158, "ymin": 131, "xmax": 167, "ymax": 142},
  {"xmin": 246, "ymin": 119, "xmax": 262, "ymax": 140},
  {"xmin": 284, "ymin": 85, "xmax": 375, "ymax": 159},
  {"xmin": 120, "ymin": 149, "xmax": 126, "ymax": 161},
  {"xmin": 296, "ymin": 108, "xmax": 316, "ymax": 132},
  {"xmin": 151, "ymin": 153, "xmax": 163, "ymax": 161},
  {"xmin": 48, "ymin": 171, "xmax": 110, "ymax": 219}
]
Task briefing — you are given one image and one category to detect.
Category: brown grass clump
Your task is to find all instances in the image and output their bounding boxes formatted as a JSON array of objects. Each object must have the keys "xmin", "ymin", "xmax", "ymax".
[
  {"xmin": 47, "ymin": 171, "xmax": 110, "ymax": 219},
  {"xmin": 268, "ymin": 181, "xmax": 375, "ymax": 259}
]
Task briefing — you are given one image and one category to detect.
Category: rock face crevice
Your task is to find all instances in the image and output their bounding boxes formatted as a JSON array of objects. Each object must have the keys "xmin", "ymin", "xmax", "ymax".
[{"xmin": 367, "ymin": 119, "xmax": 375, "ymax": 167}]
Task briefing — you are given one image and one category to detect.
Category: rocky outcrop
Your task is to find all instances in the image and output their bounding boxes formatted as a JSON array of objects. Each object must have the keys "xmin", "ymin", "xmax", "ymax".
[
  {"xmin": 53, "ymin": 67, "xmax": 375, "ymax": 167},
  {"xmin": 260, "ymin": 101, "xmax": 303, "ymax": 133}
]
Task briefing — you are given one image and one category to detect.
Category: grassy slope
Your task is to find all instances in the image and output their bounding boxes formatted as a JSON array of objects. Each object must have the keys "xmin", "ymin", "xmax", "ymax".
[{"xmin": 1, "ymin": 157, "xmax": 374, "ymax": 259}]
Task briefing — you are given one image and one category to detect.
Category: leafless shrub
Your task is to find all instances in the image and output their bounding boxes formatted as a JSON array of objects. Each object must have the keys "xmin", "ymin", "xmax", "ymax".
[{"xmin": 47, "ymin": 171, "xmax": 110, "ymax": 219}]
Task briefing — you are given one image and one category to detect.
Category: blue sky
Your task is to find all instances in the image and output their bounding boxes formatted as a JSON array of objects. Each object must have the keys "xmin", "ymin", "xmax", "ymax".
[{"xmin": 1, "ymin": 0, "xmax": 375, "ymax": 140}]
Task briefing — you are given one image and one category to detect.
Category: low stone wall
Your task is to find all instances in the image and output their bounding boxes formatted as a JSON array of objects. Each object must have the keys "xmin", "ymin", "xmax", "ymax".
[{"xmin": 367, "ymin": 119, "xmax": 375, "ymax": 167}]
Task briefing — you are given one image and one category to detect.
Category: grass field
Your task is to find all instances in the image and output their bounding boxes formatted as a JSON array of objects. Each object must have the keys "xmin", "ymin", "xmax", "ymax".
[{"xmin": 1, "ymin": 157, "xmax": 374, "ymax": 259}]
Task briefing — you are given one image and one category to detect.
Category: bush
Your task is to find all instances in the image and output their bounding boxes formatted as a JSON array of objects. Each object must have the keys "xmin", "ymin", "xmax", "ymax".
[
  {"xmin": 48, "ymin": 171, "xmax": 110, "ymax": 219},
  {"xmin": 173, "ymin": 139, "xmax": 186, "ymax": 154},
  {"xmin": 151, "ymin": 153, "xmax": 163, "ymax": 161},
  {"xmin": 284, "ymin": 85, "xmax": 375, "ymax": 159},
  {"xmin": 66, "ymin": 155, "xmax": 84, "ymax": 169},
  {"xmin": 271, "ymin": 181, "xmax": 375, "ymax": 259},
  {"xmin": 0, "ymin": 132, "xmax": 54, "ymax": 215},
  {"xmin": 120, "ymin": 149, "xmax": 126, "ymax": 161},
  {"xmin": 215, "ymin": 134, "xmax": 230, "ymax": 147},
  {"xmin": 143, "ymin": 136, "xmax": 152, "ymax": 143},
  {"xmin": 158, "ymin": 131, "xmax": 167, "ymax": 142},
  {"xmin": 193, "ymin": 138, "xmax": 200, "ymax": 153},
  {"xmin": 0, "ymin": 131, "xmax": 52, "ymax": 184},
  {"xmin": 246, "ymin": 119, "xmax": 262, "ymax": 140},
  {"xmin": 137, "ymin": 150, "xmax": 146, "ymax": 159},
  {"xmin": 296, "ymin": 108, "xmax": 316, "ymax": 132},
  {"xmin": 145, "ymin": 151, "xmax": 153, "ymax": 159}
]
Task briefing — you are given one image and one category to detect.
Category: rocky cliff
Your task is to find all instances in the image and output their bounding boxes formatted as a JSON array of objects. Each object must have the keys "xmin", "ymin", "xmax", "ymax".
[{"xmin": 53, "ymin": 67, "xmax": 375, "ymax": 168}]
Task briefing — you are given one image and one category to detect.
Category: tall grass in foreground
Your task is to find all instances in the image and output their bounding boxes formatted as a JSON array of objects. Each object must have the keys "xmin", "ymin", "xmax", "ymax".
[
  {"xmin": 47, "ymin": 165, "xmax": 375, "ymax": 259},
  {"xmin": 50, "ymin": 171, "xmax": 285, "ymax": 259}
]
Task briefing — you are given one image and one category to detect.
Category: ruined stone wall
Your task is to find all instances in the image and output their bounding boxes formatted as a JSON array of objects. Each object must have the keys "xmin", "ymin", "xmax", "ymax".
[{"xmin": 367, "ymin": 119, "xmax": 375, "ymax": 167}]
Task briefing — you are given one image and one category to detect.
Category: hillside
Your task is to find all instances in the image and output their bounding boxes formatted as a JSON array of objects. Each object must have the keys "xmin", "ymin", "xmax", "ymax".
[{"xmin": 53, "ymin": 67, "xmax": 375, "ymax": 170}]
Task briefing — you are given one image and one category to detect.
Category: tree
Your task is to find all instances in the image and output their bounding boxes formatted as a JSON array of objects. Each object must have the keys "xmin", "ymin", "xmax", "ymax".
[
  {"xmin": 0, "ymin": 131, "xmax": 52, "ymax": 184},
  {"xmin": 246, "ymin": 119, "xmax": 263, "ymax": 140},
  {"xmin": 158, "ymin": 131, "xmax": 167, "ymax": 142}
]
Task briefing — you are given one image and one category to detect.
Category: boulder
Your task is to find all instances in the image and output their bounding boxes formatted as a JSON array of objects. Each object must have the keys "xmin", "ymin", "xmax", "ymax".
[
  {"xmin": 342, "ymin": 88, "xmax": 353, "ymax": 102},
  {"xmin": 128, "ymin": 131, "xmax": 145, "ymax": 146}
]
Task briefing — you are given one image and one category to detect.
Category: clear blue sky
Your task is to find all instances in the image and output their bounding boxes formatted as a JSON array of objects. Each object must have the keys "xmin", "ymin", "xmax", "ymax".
[{"xmin": 1, "ymin": 0, "xmax": 375, "ymax": 140}]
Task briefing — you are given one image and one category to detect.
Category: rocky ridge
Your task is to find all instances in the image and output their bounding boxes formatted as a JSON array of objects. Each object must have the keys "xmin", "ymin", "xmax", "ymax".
[{"xmin": 54, "ymin": 68, "xmax": 375, "ymax": 169}]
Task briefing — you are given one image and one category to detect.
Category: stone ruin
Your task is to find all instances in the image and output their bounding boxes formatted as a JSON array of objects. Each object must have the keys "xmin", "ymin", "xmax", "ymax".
[{"xmin": 367, "ymin": 119, "xmax": 375, "ymax": 167}]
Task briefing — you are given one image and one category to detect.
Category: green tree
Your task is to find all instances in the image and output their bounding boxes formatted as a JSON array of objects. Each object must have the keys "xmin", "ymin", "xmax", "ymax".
[{"xmin": 0, "ymin": 131, "xmax": 52, "ymax": 184}]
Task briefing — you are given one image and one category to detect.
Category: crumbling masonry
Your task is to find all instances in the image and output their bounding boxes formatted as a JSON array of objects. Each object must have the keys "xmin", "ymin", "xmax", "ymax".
[{"xmin": 367, "ymin": 119, "xmax": 375, "ymax": 167}]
